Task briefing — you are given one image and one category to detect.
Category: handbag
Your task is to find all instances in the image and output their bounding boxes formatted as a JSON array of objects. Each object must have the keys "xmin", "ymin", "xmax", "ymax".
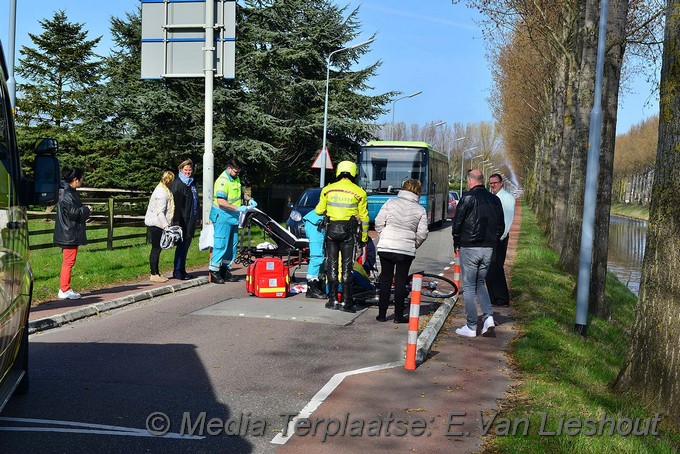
[
  {"xmin": 199, "ymin": 223, "xmax": 214, "ymax": 250},
  {"xmin": 160, "ymin": 225, "xmax": 183, "ymax": 249}
]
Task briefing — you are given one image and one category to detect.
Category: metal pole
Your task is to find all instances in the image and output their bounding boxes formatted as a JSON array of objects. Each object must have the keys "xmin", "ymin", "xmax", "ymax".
[
  {"xmin": 575, "ymin": 0, "xmax": 609, "ymax": 337},
  {"xmin": 8, "ymin": 0, "xmax": 17, "ymax": 109},
  {"xmin": 320, "ymin": 38, "xmax": 374, "ymax": 188},
  {"xmin": 320, "ymin": 55, "xmax": 332, "ymax": 188},
  {"xmin": 390, "ymin": 91, "xmax": 422, "ymax": 140},
  {"xmin": 202, "ymin": 0, "xmax": 215, "ymax": 225}
]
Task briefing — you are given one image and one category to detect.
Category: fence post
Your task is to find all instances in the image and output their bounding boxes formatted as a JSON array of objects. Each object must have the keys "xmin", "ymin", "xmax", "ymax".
[
  {"xmin": 405, "ymin": 274, "xmax": 422, "ymax": 370},
  {"xmin": 107, "ymin": 196, "xmax": 114, "ymax": 250}
]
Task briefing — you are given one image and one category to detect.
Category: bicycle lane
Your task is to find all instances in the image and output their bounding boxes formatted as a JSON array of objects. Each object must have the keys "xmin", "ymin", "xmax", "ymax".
[{"xmin": 274, "ymin": 203, "xmax": 522, "ymax": 453}]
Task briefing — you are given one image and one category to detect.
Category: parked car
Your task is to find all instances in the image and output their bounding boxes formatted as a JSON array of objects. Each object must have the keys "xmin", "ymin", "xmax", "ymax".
[
  {"xmin": 0, "ymin": 42, "xmax": 61, "ymax": 413},
  {"xmin": 286, "ymin": 187, "xmax": 321, "ymax": 238},
  {"xmin": 447, "ymin": 190, "xmax": 460, "ymax": 218}
]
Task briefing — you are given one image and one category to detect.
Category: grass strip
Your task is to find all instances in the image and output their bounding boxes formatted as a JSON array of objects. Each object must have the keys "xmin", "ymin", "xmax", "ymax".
[
  {"xmin": 610, "ymin": 203, "xmax": 649, "ymax": 221},
  {"xmin": 28, "ymin": 220, "xmax": 275, "ymax": 304},
  {"xmin": 484, "ymin": 201, "xmax": 679, "ymax": 453}
]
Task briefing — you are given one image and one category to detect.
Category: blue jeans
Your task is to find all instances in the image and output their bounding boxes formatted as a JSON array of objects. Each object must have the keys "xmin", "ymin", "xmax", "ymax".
[
  {"xmin": 209, "ymin": 207, "xmax": 239, "ymax": 272},
  {"xmin": 173, "ymin": 234, "xmax": 193, "ymax": 273},
  {"xmin": 459, "ymin": 247, "xmax": 493, "ymax": 329}
]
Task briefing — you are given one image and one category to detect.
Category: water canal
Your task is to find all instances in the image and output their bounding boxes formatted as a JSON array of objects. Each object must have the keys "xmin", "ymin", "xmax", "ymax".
[{"xmin": 608, "ymin": 215, "xmax": 647, "ymax": 296}]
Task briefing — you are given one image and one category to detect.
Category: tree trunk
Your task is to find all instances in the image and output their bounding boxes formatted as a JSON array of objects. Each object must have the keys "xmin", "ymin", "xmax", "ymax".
[
  {"xmin": 559, "ymin": 0, "xmax": 598, "ymax": 272},
  {"xmin": 618, "ymin": 0, "xmax": 680, "ymax": 421},
  {"xmin": 589, "ymin": 0, "xmax": 629, "ymax": 318}
]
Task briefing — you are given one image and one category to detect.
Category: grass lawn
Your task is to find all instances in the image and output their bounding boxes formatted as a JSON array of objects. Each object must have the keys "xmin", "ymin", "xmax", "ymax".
[
  {"xmin": 484, "ymin": 201, "xmax": 679, "ymax": 453},
  {"xmin": 28, "ymin": 219, "xmax": 275, "ymax": 304},
  {"xmin": 610, "ymin": 203, "xmax": 649, "ymax": 221}
]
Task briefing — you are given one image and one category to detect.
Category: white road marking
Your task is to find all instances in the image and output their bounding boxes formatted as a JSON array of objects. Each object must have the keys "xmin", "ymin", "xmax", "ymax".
[
  {"xmin": 0, "ymin": 417, "xmax": 203, "ymax": 439},
  {"xmin": 270, "ymin": 361, "xmax": 403, "ymax": 445}
]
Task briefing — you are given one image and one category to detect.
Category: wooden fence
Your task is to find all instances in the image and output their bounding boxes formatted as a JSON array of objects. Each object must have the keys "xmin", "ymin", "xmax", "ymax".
[{"xmin": 29, "ymin": 187, "xmax": 151, "ymax": 251}]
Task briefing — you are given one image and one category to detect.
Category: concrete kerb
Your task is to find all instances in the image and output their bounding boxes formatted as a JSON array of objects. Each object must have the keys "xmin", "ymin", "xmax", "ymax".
[
  {"xmin": 416, "ymin": 294, "xmax": 458, "ymax": 364},
  {"xmin": 27, "ymin": 277, "xmax": 209, "ymax": 335},
  {"xmin": 27, "ymin": 278, "xmax": 458, "ymax": 366}
]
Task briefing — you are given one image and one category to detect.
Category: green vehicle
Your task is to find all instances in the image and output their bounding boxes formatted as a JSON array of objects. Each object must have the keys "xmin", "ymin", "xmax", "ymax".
[{"xmin": 0, "ymin": 42, "xmax": 60, "ymax": 412}]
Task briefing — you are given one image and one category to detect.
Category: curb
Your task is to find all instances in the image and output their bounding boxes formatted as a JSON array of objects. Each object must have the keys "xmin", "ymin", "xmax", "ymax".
[
  {"xmin": 28, "ymin": 277, "xmax": 210, "ymax": 334},
  {"xmin": 416, "ymin": 294, "xmax": 458, "ymax": 364}
]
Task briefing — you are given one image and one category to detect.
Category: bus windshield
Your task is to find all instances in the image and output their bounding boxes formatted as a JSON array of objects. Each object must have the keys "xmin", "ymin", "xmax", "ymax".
[{"xmin": 358, "ymin": 148, "xmax": 427, "ymax": 194}]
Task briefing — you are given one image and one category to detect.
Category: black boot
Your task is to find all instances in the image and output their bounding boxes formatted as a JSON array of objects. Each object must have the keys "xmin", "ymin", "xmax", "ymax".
[
  {"xmin": 339, "ymin": 280, "xmax": 356, "ymax": 313},
  {"xmin": 325, "ymin": 283, "xmax": 339, "ymax": 309},
  {"xmin": 306, "ymin": 280, "xmax": 326, "ymax": 299},
  {"xmin": 210, "ymin": 270, "xmax": 225, "ymax": 284},
  {"xmin": 220, "ymin": 266, "xmax": 239, "ymax": 282}
]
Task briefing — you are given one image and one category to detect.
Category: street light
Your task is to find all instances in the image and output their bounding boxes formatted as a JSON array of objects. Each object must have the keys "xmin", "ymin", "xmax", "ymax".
[
  {"xmin": 390, "ymin": 91, "xmax": 422, "ymax": 140},
  {"xmin": 320, "ymin": 38, "xmax": 375, "ymax": 187},
  {"xmin": 459, "ymin": 147, "xmax": 479, "ymax": 194},
  {"xmin": 470, "ymin": 154, "xmax": 485, "ymax": 169}
]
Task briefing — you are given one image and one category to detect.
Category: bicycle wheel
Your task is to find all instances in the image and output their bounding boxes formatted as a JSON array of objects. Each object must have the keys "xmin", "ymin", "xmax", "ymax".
[{"xmin": 413, "ymin": 273, "xmax": 457, "ymax": 299}]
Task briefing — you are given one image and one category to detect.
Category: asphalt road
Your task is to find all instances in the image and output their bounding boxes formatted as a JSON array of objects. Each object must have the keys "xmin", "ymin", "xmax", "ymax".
[{"xmin": 0, "ymin": 222, "xmax": 454, "ymax": 454}]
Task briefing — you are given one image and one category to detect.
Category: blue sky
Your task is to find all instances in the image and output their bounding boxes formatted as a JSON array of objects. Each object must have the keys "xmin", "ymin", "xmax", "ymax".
[{"xmin": 1, "ymin": 0, "xmax": 658, "ymax": 134}]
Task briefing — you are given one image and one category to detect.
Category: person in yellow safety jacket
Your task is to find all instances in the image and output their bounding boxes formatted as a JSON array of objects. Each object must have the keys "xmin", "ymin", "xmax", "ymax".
[
  {"xmin": 314, "ymin": 161, "xmax": 369, "ymax": 313},
  {"xmin": 208, "ymin": 158, "xmax": 256, "ymax": 284}
]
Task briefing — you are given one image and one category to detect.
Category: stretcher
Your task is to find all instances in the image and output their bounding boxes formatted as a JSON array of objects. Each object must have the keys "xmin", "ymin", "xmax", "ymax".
[{"xmin": 234, "ymin": 207, "xmax": 309, "ymax": 274}]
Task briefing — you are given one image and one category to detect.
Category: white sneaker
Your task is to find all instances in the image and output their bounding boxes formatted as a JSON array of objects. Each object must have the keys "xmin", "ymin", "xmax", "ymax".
[
  {"xmin": 482, "ymin": 316, "xmax": 495, "ymax": 337},
  {"xmin": 455, "ymin": 324, "xmax": 477, "ymax": 337},
  {"xmin": 58, "ymin": 289, "xmax": 81, "ymax": 300}
]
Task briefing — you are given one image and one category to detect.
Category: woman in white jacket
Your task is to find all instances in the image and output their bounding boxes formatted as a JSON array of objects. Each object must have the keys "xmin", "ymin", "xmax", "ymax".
[
  {"xmin": 145, "ymin": 171, "xmax": 175, "ymax": 282},
  {"xmin": 374, "ymin": 179, "xmax": 429, "ymax": 323}
]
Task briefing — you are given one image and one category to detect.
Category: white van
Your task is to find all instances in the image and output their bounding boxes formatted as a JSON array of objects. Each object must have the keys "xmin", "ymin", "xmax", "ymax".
[{"xmin": 0, "ymin": 42, "xmax": 60, "ymax": 412}]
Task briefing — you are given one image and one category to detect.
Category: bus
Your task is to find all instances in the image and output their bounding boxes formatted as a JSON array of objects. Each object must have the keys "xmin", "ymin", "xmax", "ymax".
[
  {"xmin": 357, "ymin": 141, "xmax": 449, "ymax": 227},
  {"xmin": 0, "ymin": 42, "xmax": 60, "ymax": 412}
]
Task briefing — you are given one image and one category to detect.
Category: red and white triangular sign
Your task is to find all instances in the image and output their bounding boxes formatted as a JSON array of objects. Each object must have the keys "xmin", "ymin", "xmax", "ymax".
[{"xmin": 311, "ymin": 148, "xmax": 334, "ymax": 169}]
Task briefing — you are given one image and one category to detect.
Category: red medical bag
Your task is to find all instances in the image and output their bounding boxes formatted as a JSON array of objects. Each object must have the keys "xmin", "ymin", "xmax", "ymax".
[{"xmin": 246, "ymin": 257, "xmax": 290, "ymax": 298}]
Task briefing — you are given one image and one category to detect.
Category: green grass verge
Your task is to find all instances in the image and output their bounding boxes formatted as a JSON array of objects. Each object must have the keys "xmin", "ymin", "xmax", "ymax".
[
  {"xmin": 28, "ymin": 220, "xmax": 274, "ymax": 304},
  {"xmin": 484, "ymin": 202, "xmax": 679, "ymax": 453},
  {"xmin": 610, "ymin": 203, "xmax": 649, "ymax": 221}
]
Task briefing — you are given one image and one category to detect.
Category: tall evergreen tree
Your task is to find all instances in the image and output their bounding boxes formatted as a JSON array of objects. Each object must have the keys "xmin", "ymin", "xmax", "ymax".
[
  {"xmin": 78, "ymin": 10, "xmax": 204, "ymax": 189},
  {"xmin": 225, "ymin": 0, "xmax": 393, "ymax": 185},
  {"xmin": 16, "ymin": 10, "xmax": 103, "ymax": 130}
]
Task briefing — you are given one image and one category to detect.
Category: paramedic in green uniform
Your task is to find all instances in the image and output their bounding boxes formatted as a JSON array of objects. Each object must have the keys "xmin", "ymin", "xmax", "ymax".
[{"xmin": 209, "ymin": 159, "xmax": 256, "ymax": 284}]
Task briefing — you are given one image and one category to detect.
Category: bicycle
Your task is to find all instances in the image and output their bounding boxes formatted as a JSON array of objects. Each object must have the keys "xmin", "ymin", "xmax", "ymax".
[{"xmin": 352, "ymin": 270, "xmax": 457, "ymax": 305}]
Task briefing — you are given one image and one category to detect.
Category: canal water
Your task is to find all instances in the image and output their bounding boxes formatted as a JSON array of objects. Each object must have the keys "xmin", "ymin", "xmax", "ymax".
[{"xmin": 608, "ymin": 215, "xmax": 647, "ymax": 296}]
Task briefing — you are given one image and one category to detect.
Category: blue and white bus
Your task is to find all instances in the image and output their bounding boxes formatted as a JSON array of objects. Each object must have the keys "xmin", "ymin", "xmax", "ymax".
[{"xmin": 357, "ymin": 141, "xmax": 449, "ymax": 227}]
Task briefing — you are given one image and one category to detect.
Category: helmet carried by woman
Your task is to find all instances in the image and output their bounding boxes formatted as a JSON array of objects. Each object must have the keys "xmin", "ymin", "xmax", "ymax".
[{"xmin": 336, "ymin": 161, "xmax": 357, "ymax": 178}]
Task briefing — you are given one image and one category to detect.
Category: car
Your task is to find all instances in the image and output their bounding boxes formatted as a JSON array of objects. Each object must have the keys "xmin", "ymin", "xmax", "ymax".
[
  {"xmin": 0, "ymin": 43, "xmax": 61, "ymax": 413},
  {"xmin": 285, "ymin": 187, "xmax": 321, "ymax": 238},
  {"xmin": 447, "ymin": 190, "xmax": 459, "ymax": 218}
]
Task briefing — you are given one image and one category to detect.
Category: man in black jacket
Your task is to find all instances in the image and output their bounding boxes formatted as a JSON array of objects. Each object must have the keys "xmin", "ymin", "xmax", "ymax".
[{"xmin": 451, "ymin": 169, "xmax": 504, "ymax": 338}]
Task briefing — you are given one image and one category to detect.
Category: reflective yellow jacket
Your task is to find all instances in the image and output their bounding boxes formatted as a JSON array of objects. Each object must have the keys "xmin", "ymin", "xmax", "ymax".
[
  {"xmin": 315, "ymin": 178, "xmax": 369, "ymax": 242},
  {"xmin": 212, "ymin": 170, "xmax": 242, "ymax": 209}
]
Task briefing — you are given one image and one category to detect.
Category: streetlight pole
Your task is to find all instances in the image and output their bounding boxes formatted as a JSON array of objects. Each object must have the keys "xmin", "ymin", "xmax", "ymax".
[
  {"xmin": 320, "ymin": 38, "xmax": 375, "ymax": 188},
  {"xmin": 459, "ymin": 147, "xmax": 479, "ymax": 195},
  {"xmin": 390, "ymin": 91, "xmax": 422, "ymax": 140},
  {"xmin": 470, "ymin": 154, "xmax": 485, "ymax": 169}
]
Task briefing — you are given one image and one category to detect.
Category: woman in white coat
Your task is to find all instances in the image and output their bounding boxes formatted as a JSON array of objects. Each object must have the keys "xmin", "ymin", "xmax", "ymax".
[
  {"xmin": 374, "ymin": 179, "xmax": 429, "ymax": 323},
  {"xmin": 145, "ymin": 171, "xmax": 175, "ymax": 282}
]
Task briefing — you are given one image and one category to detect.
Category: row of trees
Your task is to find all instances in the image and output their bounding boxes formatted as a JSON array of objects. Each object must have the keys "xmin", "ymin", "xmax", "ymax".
[
  {"xmin": 14, "ymin": 1, "xmax": 390, "ymax": 189},
  {"xmin": 476, "ymin": 0, "xmax": 677, "ymax": 425},
  {"xmin": 613, "ymin": 116, "xmax": 658, "ymax": 203}
]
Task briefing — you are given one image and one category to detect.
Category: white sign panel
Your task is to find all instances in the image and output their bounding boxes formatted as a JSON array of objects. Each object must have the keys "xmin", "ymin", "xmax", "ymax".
[{"xmin": 140, "ymin": 0, "xmax": 235, "ymax": 79}]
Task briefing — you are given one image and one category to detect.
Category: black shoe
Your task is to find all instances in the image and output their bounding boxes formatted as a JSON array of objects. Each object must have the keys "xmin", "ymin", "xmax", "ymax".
[
  {"xmin": 376, "ymin": 315, "xmax": 387, "ymax": 322},
  {"xmin": 173, "ymin": 270, "xmax": 189, "ymax": 280},
  {"xmin": 221, "ymin": 267, "xmax": 239, "ymax": 282},
  {"xmin": 306, "ymin": 281, "xmax": 327, "ymax": 299},
  {"xmin": 325, "ymin": 301, "xmax": 337, "ymax": 309},
  {"xmin": 210, "ymin": 270, "xmax": 225, "ymax": 284},
  {"xmin": 182, "ymin": 270, "xmax": 194, "ymax": 280},
  {"xmin": 340, "ymin": 303, "xmax": 356, "ymax": 313},
  {"xmin": 393, "ymin": 316, "xmax": 409, "ymax": 324}
]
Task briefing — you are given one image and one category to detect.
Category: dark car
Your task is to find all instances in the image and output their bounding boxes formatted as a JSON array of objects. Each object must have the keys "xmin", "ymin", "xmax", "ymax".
[
  {"xmin": 447, "ymin": 190, "xmax": 460, "ymax": 218},
  {"xmin": 286, "ymin": 187, "xmax": 321, "ymax": 238}
]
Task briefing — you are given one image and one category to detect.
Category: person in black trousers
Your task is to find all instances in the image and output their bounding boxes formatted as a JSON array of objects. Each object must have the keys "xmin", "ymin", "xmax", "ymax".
[{"xmin": 171, "ymin": 158, "xmax": 200, "ymax": 279}]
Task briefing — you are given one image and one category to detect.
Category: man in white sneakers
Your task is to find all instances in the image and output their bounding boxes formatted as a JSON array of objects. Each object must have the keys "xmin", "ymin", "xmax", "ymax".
[{"xmin": 451, "ymin": 169, "xmax": 504, "ymax": 337}]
